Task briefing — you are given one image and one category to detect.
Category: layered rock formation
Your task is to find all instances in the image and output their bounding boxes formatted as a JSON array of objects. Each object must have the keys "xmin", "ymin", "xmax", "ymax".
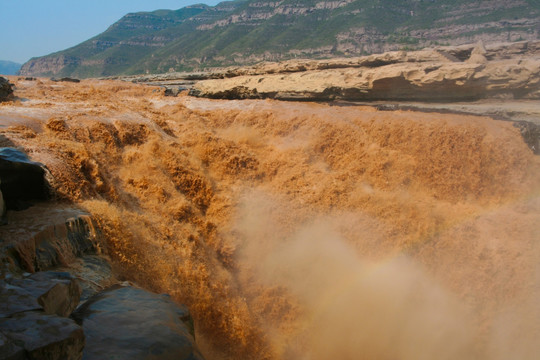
[
  {"xmin": 19, "ymin": 0, "xmax": 540, "ymax": 77},
  {"xmin": 188, "ymin": 41, "xmax": 540, "ymax": 101}
]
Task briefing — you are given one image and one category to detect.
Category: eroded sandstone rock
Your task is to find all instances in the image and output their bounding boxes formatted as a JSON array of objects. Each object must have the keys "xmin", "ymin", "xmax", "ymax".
[
  {"xmin": 467, "ymin": 41, "xmax": 488, "ymax": 64},
  {"xmin": 189, "ymin": 41, "xmax": 540, "ymax": 102},
  {"xmin": 0, "ymin": 204, "xmax": 99, "ymax": 273}
]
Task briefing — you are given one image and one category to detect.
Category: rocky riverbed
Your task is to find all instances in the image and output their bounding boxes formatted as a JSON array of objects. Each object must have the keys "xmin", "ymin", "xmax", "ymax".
[{"xmin": 0, "ymin": 146, "xmax": 203, "ymax": 359}]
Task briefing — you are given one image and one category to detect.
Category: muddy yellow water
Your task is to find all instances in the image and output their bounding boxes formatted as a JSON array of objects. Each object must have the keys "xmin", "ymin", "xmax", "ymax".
[{"xmin": 2, "ymin": 78, "xmax": 540, "ymax": 359}]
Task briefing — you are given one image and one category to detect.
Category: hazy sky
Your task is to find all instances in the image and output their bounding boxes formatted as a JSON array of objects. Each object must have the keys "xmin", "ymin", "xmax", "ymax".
[{"xmin": 0, "ymin": 0, "xmax": 221, "ymax": 64}]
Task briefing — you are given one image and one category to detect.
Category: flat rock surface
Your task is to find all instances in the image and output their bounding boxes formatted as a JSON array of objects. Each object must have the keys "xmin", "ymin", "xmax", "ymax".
[
  {"xmin": 0, "ymin": 271, "xmax": 81, "ymax": 318},
  {"xmin": 0, "ymin": 311, "xmax": 84, "ymax": 360},
  {"xmin": 0, "ymin": 203, "xmax": 88, "ymax": 245},
  {"xmin": 0, "ymin": 203, "xmax": 98, "ymax": 272},
  {"xmin": 72, "ymin": 285, "xmax": 203, "ymax": 360}
]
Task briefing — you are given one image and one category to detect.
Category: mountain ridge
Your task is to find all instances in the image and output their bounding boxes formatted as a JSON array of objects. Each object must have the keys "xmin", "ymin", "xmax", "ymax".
[
  {"xmin": 0, "ymin": 60, "xmax": 22, "ymax": 76},
  {"xmin": 19, "ymin": 0, "xmax": 540, "ymax": 78}
]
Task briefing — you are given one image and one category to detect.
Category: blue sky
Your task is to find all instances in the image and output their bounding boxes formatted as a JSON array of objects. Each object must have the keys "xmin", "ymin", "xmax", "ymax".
[{"xmin": 0, "ymin": 0, "xmax": 221, "ymax": 64}]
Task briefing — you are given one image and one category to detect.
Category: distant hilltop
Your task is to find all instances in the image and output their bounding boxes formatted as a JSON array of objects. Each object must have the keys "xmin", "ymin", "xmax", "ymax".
[
  {"xmin": 19, "ymin": 0, "xmax": 540, "ymax": 78},
  {"xmin": 0, "ymin": 60, "xmax": 22, "ymax": 76}
]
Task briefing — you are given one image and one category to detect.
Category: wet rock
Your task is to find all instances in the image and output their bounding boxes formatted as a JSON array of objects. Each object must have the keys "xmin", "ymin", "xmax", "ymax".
[
  {"xmin": 56, "ymin": 255, "xmax": 117, "ymax": 301},
  {"xmin": 27, "ymin": 272, "xmax": 81, "ymax": 317},
  {"xmin": 514, "ymin": 121, "xmax": 540, "ymax": 155},
  {"xmin": 0, "ymin": 77, "xmax": 13, "ymax": 102},
  {"xmin": 0, "ymin": 311, "xmax": 84, "ymax": 360},
  {"xmin": 0, "ymin": 271, "xmax": 81, "ymax": 318},
  {"xmin": 164, "ymin": 87, "xmax": 181, "ymax": 97},
  {"xmin": 0, "ymin": 204, "xmax": 100, "ymax": 273},
  {"xmin": 191, "ymin": 85, "xmax": 260, "ymax": 100},
  {"xmin": 51, "ymin": 77, "xmax": 80, "ymax": 83},
  {"xmin": 0, "ymin": 148, "xmax": 50, "ymax": 211},
  {"xmin": 0, "ymin": 279, "xmax": 42, "ymax": 316},
  {"xmin": 72, "ymin": 285, "xmax": 204, "ymax": 360}
]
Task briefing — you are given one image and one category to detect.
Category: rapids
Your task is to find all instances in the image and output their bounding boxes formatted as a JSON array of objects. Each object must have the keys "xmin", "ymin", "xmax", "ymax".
[{"xmin": 1, "ymin": 78, "xmax": 540, "ymax": 359}]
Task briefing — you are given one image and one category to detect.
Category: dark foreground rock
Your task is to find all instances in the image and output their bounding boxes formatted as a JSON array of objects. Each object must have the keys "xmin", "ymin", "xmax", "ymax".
[
  {"xmin": 0, "ymin": 148, "xmax": 50, "ymax": 211},
  {"xmin": 0, "ymin": 271, "xmax": 84, "ymax": 360},
  {"xmin": 72, "ymin": 285, "xmax": 203, "ymax": 360},
  {"xmin": 0, "ymin": 311, "xmax": 84, "ymax": 360},
  {"xmin": 57, "ymin": 255, "xmax": 117, "ymax": 301},
  {"xmin": 0, "ymin": 77, "xmax": 13, "ymax": 102},
  {"xmin": 0, "ymin": 271, "xmax": 81, "ymax": 317}
]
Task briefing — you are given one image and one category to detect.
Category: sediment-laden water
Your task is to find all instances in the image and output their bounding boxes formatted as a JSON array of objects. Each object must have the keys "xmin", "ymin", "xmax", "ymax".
[{"xmin": 2, "ymin": 78, "xmax": 540, "ymax": 359}]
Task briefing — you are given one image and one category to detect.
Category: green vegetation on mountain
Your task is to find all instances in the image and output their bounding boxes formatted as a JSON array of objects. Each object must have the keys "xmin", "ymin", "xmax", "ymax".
[{"xmin": 19, "ymin": 0, "xmax": 540, "ymax": 78}]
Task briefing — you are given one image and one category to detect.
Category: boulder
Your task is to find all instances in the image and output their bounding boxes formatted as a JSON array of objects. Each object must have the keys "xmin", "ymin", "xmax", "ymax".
[
  {"xmin": 0, "ymin": 148, "xmax": 50, "ymax": 210},
  {"xmin": 27, "ymin": 272, "xmax": 81, "ymax": 317},
  {"xmin": 0, "ymin": 311, "xmax": 84, "ymax": 360},
  {"xmin": 164, "ymin": 87, "xmax": 182, "ymax": 97},
  {"xmin": 0, "ymin": 271, "xmax": 81, "ymax": 318},
  {"xmin": 72, "ymin": 285, "xmax": 204, "ymax": 360},
  {"xmin": 0, "ymin": 279, "xmax": 42, "ymax": 316},
  {"xmin": 0, "ymin": 272, "xmax": 83, "ymax": 359},
  {"xmin": 0, "ymin": 77, "xmax": 13, "ymax": 102}
]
